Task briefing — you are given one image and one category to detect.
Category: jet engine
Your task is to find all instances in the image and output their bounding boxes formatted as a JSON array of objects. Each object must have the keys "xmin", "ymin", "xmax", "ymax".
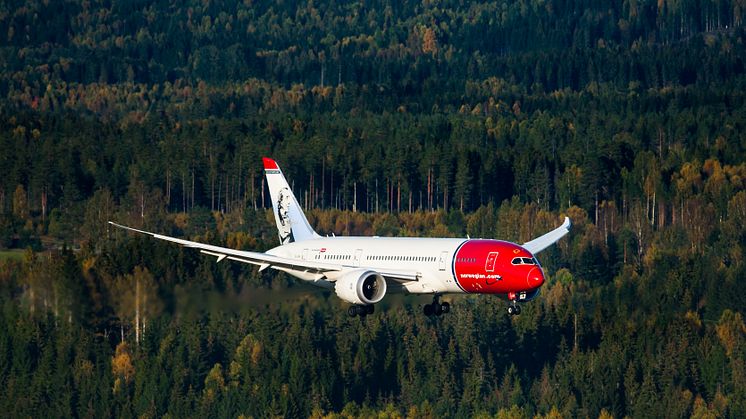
[{"xmin": 334, "ymin": 270, "xmax": 387, "ymax": 305}]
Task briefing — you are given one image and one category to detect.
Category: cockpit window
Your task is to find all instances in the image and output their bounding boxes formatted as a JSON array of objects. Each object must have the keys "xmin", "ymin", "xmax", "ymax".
[{"xmin": 512, "ymin": 257, "xmax": 538, "ymax": 265}]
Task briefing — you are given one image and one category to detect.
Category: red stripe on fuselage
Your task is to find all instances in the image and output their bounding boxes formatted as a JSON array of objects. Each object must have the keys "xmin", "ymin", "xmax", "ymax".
[{"xmin": 453, "ymin": 240, "xmax": 544, "ymax": 294}]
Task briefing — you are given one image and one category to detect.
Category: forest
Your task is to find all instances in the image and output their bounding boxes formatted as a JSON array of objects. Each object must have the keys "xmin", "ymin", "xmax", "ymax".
[{"xmin": 1, "ymin": 0, "xmax": 746, "ymax": 417}]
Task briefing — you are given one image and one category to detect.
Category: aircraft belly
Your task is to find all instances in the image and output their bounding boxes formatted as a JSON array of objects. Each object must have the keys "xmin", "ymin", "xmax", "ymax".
[{"xmin": 275, "ymin": 267, "xmax": 333, "ymax": 289}]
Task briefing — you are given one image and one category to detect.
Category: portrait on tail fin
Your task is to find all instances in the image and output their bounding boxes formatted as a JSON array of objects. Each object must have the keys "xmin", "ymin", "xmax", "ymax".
[{"xmin": 277, "ymin": 187, "xmax": 294, "ymax": 244}]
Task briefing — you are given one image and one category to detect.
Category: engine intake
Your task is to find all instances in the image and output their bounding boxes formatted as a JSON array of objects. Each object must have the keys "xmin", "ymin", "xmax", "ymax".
[{"xmin": 334, "ymin": 270, "xmax": 387, "ymax": 305}]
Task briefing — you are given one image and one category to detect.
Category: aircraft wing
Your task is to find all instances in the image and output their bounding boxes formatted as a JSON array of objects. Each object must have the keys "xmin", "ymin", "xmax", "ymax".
[
  {"xmin": 108, "ymin": 222, "xmax": 419, "ymax": 282},
  {"xmin": 521, "ymin": 216, "xmax": 572, "ymax": 255}
]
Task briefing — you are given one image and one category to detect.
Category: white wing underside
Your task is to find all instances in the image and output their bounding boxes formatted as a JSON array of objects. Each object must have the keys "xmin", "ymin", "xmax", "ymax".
[
  {"xmin": 522, "ymin": 217, "xmax": 572, "ymax": 255},
  {"xmin": 108, "ymin": 222, "xmax": 419, "ymax": 282}
]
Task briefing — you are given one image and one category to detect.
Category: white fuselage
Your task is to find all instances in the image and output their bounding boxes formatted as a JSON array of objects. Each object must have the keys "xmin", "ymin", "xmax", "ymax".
[{"xmin": 267, "ymin": 237, "xmax": 467, "ymax": 295}]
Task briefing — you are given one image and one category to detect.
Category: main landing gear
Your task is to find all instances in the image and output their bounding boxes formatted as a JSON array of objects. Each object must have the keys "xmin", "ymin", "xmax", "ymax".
[
  {"xmin": 348, "ymin": 304, "xmax": 375, "ymax": 318},
  {"xmin": 423, "ymin": 295, "xmax": 451, "ymax": 317}
]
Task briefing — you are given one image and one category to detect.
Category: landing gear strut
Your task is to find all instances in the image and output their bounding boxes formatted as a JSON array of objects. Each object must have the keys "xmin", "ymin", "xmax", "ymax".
[
  {"xmin": 423, "ymin": 295, "xmax": 451, "ymax": 317},
  {"xmin": 348, "ymin": 304, "xmax": 375, "ymax": 318}
]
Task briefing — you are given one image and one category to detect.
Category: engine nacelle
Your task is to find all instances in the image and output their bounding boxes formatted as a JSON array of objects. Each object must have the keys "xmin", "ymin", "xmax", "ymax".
[{"xmin": 334, "ymin": 270, "xmax": 387, "ymax": 305}]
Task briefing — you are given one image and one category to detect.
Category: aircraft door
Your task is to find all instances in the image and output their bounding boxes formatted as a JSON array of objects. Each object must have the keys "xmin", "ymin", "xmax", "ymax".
[
  {"xmin": 353, "ymin": 249, "xmax": 363, "ymax": 267},
  {"xmin": 438, "ymin": 251, "xmax": 448, "ymax": 271},
  {"xmin": 485, "ymin": 251, "xmax": 498, "ymax": 272}
]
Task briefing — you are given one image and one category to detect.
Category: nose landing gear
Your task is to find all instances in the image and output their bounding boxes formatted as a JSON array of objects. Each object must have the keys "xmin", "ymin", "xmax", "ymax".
[
  {"xmin": 423, "ymin": 295, "xmax": 451, "ymax": 316},
  {"xmin": 507, "ymin": 303, "xmax": 521, "ymax": 315},
  {"xmin": 506, "ymin": 292, "xmax": 522, "ymax": 316}
]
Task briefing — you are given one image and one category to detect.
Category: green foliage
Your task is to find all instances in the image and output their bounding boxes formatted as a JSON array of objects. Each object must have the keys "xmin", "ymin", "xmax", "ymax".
[
  {"xmin": 2, "ymin": 205, "xmax": 744, "ymax": 417},
  {"xmin": 0, "ymin": 0, "xmax": 745, "ymax": 416}
]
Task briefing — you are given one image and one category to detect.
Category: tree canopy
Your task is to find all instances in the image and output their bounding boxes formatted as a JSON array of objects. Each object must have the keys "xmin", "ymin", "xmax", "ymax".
[{"xmin": 1, "ymin": 0, "xmax": 745, "ymax": 417}]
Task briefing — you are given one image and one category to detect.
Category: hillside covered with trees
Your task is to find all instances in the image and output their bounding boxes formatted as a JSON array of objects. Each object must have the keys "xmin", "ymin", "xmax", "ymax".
[{"xmin": 1, "ymin": 0, "xmax": 746, "ymax": 417}]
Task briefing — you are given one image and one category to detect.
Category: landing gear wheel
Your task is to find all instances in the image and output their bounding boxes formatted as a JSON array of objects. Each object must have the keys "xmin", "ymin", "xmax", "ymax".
[
  {"xmin": 349, "ymin": 305, "xmax": 373, "ymax": 317},
  {"xmin": 424, "ymin": 295, "xmax": 450, "ymax": 317},
  {"xmin": 507, "ymin": 303, "xmax": 521, "ymax": 316}
]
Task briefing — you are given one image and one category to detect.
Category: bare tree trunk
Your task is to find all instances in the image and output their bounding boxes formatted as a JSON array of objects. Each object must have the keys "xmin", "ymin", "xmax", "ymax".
[
  {"xmin": 428, "ymin": 167, "xmax": 432, "ymax": 211},
  {"xmin": 251, "ymin": 173, "xmax": 256, "ymax": 209},
  {"xmin": 142, "ymin": 282, "xmax": 147, "ymax": 342},
  {"xmin": 135, "ymin": 275, "xmax": 140, "ymax": 345},
  {"xmin": 397, "ymin": 179, "xmax": 401, "ymax": 212},
  {"xmin": 308, "ymin": 175, "xmax": 313, "ymax": 210},
  {"xmin": 658, "ymin": 199, "xmax": 665, "ymax": 228},
  {"xmin": 375, "ymin": 178, "xmax": 379, "ymax": 213},
  {"xmin": 53, "ymin": 287, "xmax": 58, "ymax": 325},
  {"xmin": 574, "ymin": 314, "xmax": 578, "ymax": 353},
  {"xmin": 29, "ymin": 286, "xmax": 34, "ymax": 315},
  {"xmin": 166, "ymin": 170, "xmax": 171, "ymax": 207},
  {"xmin": 388, "ymin": 179, "xmax": 392, "ymax": 212},
  {"xmin": 594, "ymin": 191, "xmax": 598, "ymax": 226},
  {"xmin": 604, "ymin": 205, "xmax": 609, "ymax": 246},
  {"xmin": 443, "ymin": 180, "xmax": 448, "ymax": 212},
  {"xmin": 41, "ymin": 188, "xmax": 47, "ymax": 222},
  {"xmin": 261, "ymin": 177, "xmax": 265, "ymax": 208},
  {"xmin": 216, "ymin": 174, "xmax": 221, "ymax": 212}
]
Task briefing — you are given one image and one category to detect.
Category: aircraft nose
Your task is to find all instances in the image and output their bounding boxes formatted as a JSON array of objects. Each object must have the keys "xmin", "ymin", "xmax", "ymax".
[{"xmin": 527, "ymin": 267, "xmax": 545, "ymax": 288}]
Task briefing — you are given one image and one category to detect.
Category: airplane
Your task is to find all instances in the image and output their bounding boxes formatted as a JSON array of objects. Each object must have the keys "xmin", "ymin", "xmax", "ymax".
[{"xmin": 110, "ymin": 157, "xmax": 571, "ymax": 317}]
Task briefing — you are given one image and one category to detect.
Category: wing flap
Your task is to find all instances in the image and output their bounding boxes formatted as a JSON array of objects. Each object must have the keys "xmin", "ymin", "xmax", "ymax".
[{"xmin": 378, "ymin": 270, "xmax": 420, "ymax": 282}]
